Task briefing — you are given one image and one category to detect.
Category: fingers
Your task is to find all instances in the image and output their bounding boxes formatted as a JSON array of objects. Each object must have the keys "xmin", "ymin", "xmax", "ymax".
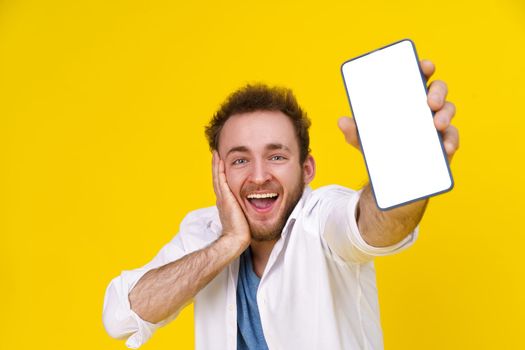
[
  {"xmin": 420, "ymin": 59, "xmax": 435, "ymax": 81},
  {"xmin": 422, "ymin": 60, "xmax": 448, "ymax": 112},
  {"xmin": 213, "ymin": 151, "xmax": 236, "ymax": 203},
  {"xmin": 433, "ymin": 101, "xmax": 456, "ymax": 131},
  {"xmin": 420, "ymin": 61, "xmax": 459, "ymax": 161},
  {"xmin": 212, "ymin": 151, "xmax": 222, "ymax": 202},
  {"xmin": 442, "ymin": 125, "xmax": 459, "ymax": 161},
  {"xmin": 427, "ymin": 80, "xmax": 448, "ymax": 111},
  {"xmin": 217, "ymin": 157, "xmax": 231, "ymax": 199},
  {"xmin": 337, "ymin": 117, "xmax": 361, "ymax": 150}
]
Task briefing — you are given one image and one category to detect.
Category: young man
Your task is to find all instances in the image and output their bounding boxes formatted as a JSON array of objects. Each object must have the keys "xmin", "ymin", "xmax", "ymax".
[{"xmin": 103, "ymin": 60, "xmax": 458, "ymax": 349}]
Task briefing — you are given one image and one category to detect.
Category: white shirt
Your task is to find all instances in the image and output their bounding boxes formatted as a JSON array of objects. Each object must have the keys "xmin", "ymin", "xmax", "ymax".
[{"xmin": 102, "ymin": 185, "xmax": 418, "ymax": 349}]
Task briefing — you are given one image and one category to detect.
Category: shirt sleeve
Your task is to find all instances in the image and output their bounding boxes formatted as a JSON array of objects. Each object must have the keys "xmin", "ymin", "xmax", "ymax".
[
  {"xmin": 319, "ymin": 185, "xmax": 419, "ymax": 264},
  {"xmin": 102, "ymin": 207, "xmax": 220, "ymax": 348}
]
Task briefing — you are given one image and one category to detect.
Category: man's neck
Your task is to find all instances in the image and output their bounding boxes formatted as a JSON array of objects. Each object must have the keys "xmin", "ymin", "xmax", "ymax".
[{"xmin": 249, "ymin": 239, "xmax": 278, "ymax": 278}]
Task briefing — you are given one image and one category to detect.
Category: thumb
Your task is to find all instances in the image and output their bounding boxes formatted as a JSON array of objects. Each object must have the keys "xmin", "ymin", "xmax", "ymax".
[{"xmin": 337, "ymin": 117, "xmax": 360, "ymax": 150}]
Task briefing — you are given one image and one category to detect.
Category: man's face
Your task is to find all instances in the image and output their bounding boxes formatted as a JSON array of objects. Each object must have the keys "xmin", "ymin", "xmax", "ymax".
[{"xmin": 217, "ymin": 110, "xmax": 315, "ymax": 242}]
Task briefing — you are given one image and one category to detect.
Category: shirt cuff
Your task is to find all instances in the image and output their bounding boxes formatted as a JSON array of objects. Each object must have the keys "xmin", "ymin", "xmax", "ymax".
[
  {"xmin": 125, "ymin": 311, "xmax": 162, "ymax": 349},
  {"xmin": 103, "ymin": 269, "xmax": 167, "ymax": 349}
]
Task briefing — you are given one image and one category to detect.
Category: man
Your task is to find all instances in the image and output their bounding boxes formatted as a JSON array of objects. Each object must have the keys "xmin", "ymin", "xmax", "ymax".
[{"xmin": 103, "ymin": 60, "xmax": 458, "ymax": 349}]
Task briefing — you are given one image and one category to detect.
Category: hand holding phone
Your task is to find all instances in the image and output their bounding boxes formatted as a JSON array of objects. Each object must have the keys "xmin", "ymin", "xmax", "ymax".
[{"xmin": 341, "ymin": 39, "xmax": 456, "ymax": 210}]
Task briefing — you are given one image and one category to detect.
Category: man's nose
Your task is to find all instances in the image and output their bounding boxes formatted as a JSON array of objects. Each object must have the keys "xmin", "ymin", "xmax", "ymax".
[{"xmin": 249, "ymin": 160, "xmax": 272, "ymax": 184}]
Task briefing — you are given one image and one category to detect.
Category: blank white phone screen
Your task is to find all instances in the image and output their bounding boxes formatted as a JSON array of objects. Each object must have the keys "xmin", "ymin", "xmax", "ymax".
[{"xmin": 341, "ymin": 40, "xmax": 453, "ymax": 210}]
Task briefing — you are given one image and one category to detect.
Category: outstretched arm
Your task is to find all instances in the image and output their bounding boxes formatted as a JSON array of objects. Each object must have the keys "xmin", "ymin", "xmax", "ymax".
[{"xmin": 338, "ymin": 60, "xmax": 459, "ymax": 247}]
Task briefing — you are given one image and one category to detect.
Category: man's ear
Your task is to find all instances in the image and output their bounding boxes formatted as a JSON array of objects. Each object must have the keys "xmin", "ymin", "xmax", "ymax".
[{"xmin": 302, "ymin": 155, "xmax": 316, "ymax": 185}]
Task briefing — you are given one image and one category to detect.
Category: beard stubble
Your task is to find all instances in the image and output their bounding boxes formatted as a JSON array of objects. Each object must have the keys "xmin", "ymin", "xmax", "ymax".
[{"xmin": 247, "ymin": 170, "xmax": 305, "ymax": 242}]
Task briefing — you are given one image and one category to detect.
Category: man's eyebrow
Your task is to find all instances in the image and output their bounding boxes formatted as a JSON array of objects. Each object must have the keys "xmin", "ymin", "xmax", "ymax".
[
  {"xmin": 266, "ymin": 143, "xmax": 291, "ymax": 152},
  {"xmin": 226, "ymin": 146, "xmax": 250, "ymax": 156}
]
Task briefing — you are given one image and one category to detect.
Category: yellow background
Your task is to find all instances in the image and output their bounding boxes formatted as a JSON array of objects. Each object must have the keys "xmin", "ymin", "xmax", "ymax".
[{"xmin": 1, "ymin": 0, "xmax": 524, "ymax": 349}]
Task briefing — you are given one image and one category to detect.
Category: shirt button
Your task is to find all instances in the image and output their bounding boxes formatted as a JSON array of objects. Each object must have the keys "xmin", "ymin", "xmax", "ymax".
[{"xmin": 228, "ymin": 305, "xmax": 234, "ymax": 311}]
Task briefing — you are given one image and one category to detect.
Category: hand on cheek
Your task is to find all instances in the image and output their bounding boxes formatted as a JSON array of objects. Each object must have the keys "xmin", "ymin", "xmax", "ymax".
[{"xmin": 212, "ymin": 151, "xmax": 251, "ymax": 246}]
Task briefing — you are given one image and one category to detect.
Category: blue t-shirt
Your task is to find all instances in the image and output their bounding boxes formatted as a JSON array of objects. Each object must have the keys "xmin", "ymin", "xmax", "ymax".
[{"xmin": 236, "ymin": 247, "xmax": 269, "ymax": 350}]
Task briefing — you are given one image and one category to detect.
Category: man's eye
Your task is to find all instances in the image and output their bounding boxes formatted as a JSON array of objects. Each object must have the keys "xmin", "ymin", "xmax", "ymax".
[
  {"xmin": 270, "ymin": 155, "xmax": 285, "ymax": 161},
  {"xmin": 232, "ymin": 159, "xmax": 247, "ymax": 165}
]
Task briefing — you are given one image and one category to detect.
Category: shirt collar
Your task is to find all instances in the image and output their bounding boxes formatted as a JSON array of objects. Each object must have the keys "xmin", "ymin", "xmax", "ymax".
[{"xmin": 280, "ymin": 185, "xmax": 313, "ymax": 236}]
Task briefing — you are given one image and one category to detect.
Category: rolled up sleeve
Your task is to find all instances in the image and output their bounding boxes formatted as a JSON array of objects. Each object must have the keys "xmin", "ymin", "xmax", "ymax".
[
  {"xmin": 103, "ymin": 271, "xmax": 165, "ymax": 348},
  {"xmin": 102, "ymin": 237, "xmax": 187, "ymax": 348}
]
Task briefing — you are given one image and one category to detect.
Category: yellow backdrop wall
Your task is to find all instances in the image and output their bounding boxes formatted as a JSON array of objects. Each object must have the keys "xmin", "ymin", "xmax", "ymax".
[{"xmin": 1, "ymin": 0, "xmax": 524, "ymax": 349}]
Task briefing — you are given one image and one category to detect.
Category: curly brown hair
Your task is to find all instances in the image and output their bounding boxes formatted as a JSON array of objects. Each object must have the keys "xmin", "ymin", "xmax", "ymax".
[{"xmin": 205, "ymin": 83, "xmax": 311, "ymax": 163}]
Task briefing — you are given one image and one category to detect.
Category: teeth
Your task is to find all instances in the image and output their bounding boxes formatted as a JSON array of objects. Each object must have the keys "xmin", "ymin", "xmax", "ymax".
[{"xmin": 247, "ymin": 193, "xmax": 278, "ymax": 199}]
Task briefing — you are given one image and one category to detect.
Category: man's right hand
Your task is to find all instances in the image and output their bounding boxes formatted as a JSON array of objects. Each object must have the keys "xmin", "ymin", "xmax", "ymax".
[{"xmin": 212, "ymin": 151, "xmax": 251, "ymax": 248}]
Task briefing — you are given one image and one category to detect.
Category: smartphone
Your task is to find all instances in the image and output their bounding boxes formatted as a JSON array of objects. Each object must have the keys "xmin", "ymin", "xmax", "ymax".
[{"xmin": 341, "ymin": 39, "xmax": 453, "ymax": 210}]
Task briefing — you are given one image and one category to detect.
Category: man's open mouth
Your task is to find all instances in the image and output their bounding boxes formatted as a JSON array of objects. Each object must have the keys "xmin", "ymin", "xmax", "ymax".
[{"xmin": 246, "ymin": 192, "xmax": 279, "ymax": 211}]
